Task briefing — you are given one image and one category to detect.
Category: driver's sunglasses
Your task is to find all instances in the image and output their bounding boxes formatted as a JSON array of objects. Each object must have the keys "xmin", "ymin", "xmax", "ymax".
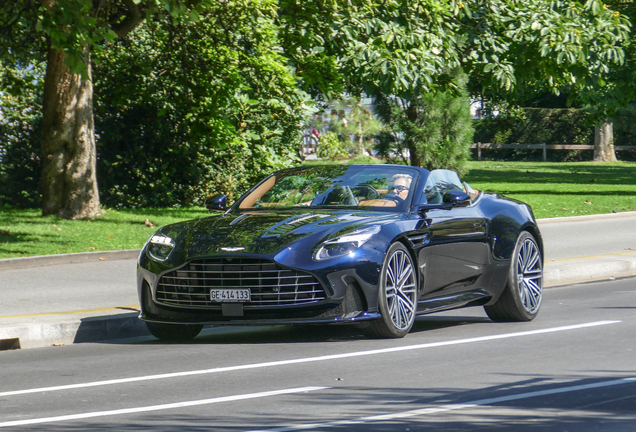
[{"xmin": 392, "ymin": 185, "xmax": 409, "ymax": 193}]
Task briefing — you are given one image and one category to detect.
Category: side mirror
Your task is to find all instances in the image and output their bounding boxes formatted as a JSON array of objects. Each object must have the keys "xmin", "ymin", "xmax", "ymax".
[
  {"xmin": 205, "ymin": 194, "xmax": 227, "ymax": 212},
  {"xmin": 443, "ymin": 190, "xmax": 471, "ymax": 207}
]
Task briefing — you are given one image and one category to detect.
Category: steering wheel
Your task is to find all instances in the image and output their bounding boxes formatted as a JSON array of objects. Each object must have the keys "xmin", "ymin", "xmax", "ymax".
[
  {"xmin": 383, "ymin": 192, "xmax": 405, "ymax": 206},
  {"xmin": 351, "ymin": 184, "xmax": 380, "ymax": 200}
]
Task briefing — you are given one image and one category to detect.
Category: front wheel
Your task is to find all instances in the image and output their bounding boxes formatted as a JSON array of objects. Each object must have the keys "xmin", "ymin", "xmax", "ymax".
[
  {"xmin": 145, "ymin": 322, "xmax": 203, "ymax": 341},
  {"xmin": 368, "ymin": 242, "xmax": 418, "ymax": 338},
  {"xmin": 484, "ymin": 231, "xmax": 543, "ymax": 322}
]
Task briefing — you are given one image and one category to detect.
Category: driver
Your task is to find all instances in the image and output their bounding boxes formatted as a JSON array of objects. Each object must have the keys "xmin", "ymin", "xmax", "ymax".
[{"xmin": 388, "ymin": 174, "xmax": 412, "ymax": 202}]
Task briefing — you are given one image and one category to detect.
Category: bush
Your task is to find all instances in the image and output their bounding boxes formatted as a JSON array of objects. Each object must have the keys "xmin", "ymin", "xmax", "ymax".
[
  {"xmin": 317, "ymin": 132, "xmax": 349, "ymax": 160},
  {"xmin": 473, "ymin": 108, "xmax": 594, "ymax": 162},
  {"xmin": 0, "ymin": 65, "xmax": 43, "ymax": 208},
  {"xmin": 374, "ymin": 71, "xmax": 473, "ymax": 174},
  {"xmin": 92, "ymin": 3, "xmax": 307, "ymax": 208}
]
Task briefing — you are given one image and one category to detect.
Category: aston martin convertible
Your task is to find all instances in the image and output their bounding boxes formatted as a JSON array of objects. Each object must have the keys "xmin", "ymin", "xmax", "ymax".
[{"xmin": 137, "ymin": 164, "xmax": 543, "ymax": 340}]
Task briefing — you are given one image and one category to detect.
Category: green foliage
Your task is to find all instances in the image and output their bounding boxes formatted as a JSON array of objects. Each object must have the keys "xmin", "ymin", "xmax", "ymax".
[
  {"xmin": 93, "ymin": 1, "xmax": 308, "ymax": 208},
  {"xmin": 278, "ymin": 1, "xmax": 630, "ymax": 100},
  {"xmin": 317, "ymin": 132, "xmax": 349, "ymax": 161},
  {"xmin": 614, "ymin": 104, "xmax": 636, "ymax": 148},
  {"xmin": 0, "ymin": 63, "xmax": 44, "ymax": 208},
  {"xmin": 374, "ymin": 71, "xmax": 473, "ymax": 174},
  {"xmin": 473, "ymin": 108, "xmax": 595, "ymax": 161}
]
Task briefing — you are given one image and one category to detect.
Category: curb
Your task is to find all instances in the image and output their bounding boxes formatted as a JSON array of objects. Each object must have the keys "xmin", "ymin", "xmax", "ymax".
[
  {"xmin": 544, "ymin": 255, "xmax": 636, "ymax": 287},
  {"xmin": 0, "ymin": 312, "xmax": 149, "ymax": 350},
  {"xmin": 537, "ymin": 210, "xmax": 636, "ymax": 225},
  {"xmin": 0, "ymin": 249, "xmax": 141, "ymax": 271}
]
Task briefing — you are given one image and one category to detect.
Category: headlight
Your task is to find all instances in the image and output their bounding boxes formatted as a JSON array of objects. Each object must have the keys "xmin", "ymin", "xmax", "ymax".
[
  {"xmin": 313, "ymin": 225, "xmax": 381, "ymax": 261},
  {"xmin": 147, "ymin": 234, "xmax": 175, "ymax": 261}
]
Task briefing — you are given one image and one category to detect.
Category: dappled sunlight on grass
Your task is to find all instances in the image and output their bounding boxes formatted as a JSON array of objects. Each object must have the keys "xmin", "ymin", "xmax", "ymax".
[
  {"xmin": 464, "ymin": 161, "xmax": 636, "ymax": 219},
  {"xmin": 0, "ymin": 207, "xmax": 210, "ymax": 259}
]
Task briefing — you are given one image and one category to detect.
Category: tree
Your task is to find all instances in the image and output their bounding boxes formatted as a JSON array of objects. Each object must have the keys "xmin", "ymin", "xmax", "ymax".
[
  {"xmin": 575, "ymin": 1, "xmax": 636, "ymax": 161},
  {"xmin": 374, "ymin": 71, "xmax": 473, "ymax": 173},
  {"xmin": 463, "ymin": 1, "xmax": 632, "ymax": 162},
  {"xmin": 279, "ymin": 0, "xmax": 630, "ymax": 166},
  {"xmin": 0, "ymin": 0, "xmax": 201, "ymax": 218},
  {"xmin": 1, "ymin": 0, "xmax": 631, "ymax": 216},
  {"xmin": 92, "ymin": 1, "xmax": 308, "ymax": 207}
]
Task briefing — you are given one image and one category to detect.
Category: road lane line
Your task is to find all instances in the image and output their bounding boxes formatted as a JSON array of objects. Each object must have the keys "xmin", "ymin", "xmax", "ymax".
[
  {"xmin": 0, "ymin": 320, "xmax": 620, "ymax": 398},
  {"xmin": 245, "ymin": 377, "xmax": 636, "ymax": 432},
  {"xmin": 0, "ymin": 386, "xmax": 327, "ymax": 428}
]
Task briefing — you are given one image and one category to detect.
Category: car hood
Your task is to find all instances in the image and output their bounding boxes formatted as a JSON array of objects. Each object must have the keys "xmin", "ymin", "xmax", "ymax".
[{"xmin": 161, "ymin": 209, "xmax": 399, "ymax": 260}]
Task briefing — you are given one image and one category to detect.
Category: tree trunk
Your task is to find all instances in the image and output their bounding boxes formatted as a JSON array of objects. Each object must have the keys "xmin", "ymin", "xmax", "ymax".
[
  {"xmin": 357, "ymin": 120, "xmax": 364, "ymax": 156},
  {"xmin": 593, "ymin": 120, "xmax": 617, "ymax": 162},
  {"xmin": 405, "ymin": 102, "xmax": 420, "ymax": 167},
  {"xmin": 41, "ymin": 47, "xmax": 101, "ymax": 219}
]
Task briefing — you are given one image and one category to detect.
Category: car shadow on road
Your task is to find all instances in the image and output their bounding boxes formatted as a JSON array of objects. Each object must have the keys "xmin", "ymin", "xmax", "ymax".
[{"xmin": 125, "ymin": 315, "xmax": 492, "ymax": 346}]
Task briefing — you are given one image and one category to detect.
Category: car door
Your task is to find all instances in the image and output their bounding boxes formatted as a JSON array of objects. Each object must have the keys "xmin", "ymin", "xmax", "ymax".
[{"xmin": 412, "ymin": 170, "xmax": 490, "ymax": 298}]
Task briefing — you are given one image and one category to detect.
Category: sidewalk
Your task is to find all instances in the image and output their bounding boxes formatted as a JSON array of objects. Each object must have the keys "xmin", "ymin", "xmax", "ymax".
[{"xmin": 1, "ymin": 212, "xmax": 636, "ymax": 350}]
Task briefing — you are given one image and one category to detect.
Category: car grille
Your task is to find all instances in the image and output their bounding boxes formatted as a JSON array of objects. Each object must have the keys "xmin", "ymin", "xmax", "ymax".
[{"xmin": 156, "ymin": 258, "xmax": 326, "ymax": 308}]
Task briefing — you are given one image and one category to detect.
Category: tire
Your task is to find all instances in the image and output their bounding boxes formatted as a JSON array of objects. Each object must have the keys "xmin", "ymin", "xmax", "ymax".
[
  {"xmin": 368, "ymin": 242, "xmax": 418, "ymax": 338},
  {"xmin": 484, "ymin": 231, "xmax": 543, "ymax": 322},
  {"xmin": 146, "ymin": 322, "xmax": 203, "ymax": 341}
]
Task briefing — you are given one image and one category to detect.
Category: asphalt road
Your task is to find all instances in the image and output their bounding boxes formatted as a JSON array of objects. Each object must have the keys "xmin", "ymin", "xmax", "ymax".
[
  {"xmin": 1, "ymin": 276, "xmax": 634, "ymax": 431},
  {"xmin": 539, "ymin": 213, "xmax": 636, "ymax": 260}
]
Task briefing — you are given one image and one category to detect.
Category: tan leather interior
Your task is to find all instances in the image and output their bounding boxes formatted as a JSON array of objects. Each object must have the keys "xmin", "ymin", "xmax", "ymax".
[
  {"xmin": 239, "ymin": 176, "xmax": 276, "ymax": 208},
  {"xmin": 358, "ymin": 199, "xmax": 397, "ymax": 207}
]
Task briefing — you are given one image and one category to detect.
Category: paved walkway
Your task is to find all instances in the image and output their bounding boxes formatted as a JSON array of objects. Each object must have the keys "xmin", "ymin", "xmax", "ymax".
[{"xmin": 1, "ymin": 212, "xmax": 635, "ymax": 350}]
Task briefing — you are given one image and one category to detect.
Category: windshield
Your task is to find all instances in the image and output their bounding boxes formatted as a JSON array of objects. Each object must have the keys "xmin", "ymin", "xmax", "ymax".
[{"xmin": 238, "ymin": 165, "xmax": 419, "ymax": 212}]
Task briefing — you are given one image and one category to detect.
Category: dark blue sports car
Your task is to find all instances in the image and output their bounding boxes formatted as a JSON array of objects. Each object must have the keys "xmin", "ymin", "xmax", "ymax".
[{"xmin": 137, "ymin": 164, "xmax": 543, "ymax": 340}]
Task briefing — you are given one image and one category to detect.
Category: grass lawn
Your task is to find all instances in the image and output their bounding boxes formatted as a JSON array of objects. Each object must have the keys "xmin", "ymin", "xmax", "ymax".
[
  {"xmin": 0, "ymin": 208, "xmax": 210, "ymax": 259},
  {"xmin": 0, "ymin": 160, "xmax": 634, "ymax": 258},
  {"xmin": 464, "ymin": 161, "xmax": 636, "ymax": 219}
]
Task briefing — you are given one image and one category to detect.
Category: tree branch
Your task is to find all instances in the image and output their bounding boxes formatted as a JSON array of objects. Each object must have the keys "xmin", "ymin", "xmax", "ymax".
[{"xmin": 110, "ymin": 0, "xmax": 143, "ymax": 38}]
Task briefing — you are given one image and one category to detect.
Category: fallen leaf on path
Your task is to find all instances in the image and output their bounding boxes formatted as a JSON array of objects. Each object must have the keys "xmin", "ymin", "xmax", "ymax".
[
  {"xmin": 144, "ymin": 219, "xmax": 155, "ymax": 228},
  {"xmin": 53, "ymin": 343, "xmax": 65, "ymax": 347},
  {"xmin": 99, "ymin": 257, "xmax": 106, "ymax": 261}
]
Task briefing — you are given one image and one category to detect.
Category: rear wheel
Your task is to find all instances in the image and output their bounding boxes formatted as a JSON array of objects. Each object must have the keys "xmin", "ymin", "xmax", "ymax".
[
  {"xmin": 145, "ymin": 322, "xmax": 203, "ymax": 341},
  {"xmin": 484, "ymin": 231, "xmax": 543, "ymax": 322},
  {"xmin": 368, "ymin": 242, "xmax": 418, "ymax": 338}
]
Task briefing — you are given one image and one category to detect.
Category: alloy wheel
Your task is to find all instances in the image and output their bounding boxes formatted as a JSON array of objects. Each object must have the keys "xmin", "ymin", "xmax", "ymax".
[
  {"xmin": 516, "ymin": 237, "xmax": 543, "ymax": 314},
  {"xmin": 385, "ymin": 249, "xmax": 417, "ymax": 330}
]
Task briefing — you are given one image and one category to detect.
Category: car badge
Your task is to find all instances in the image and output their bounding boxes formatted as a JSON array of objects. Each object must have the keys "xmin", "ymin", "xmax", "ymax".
[{"xmin": 220, "ymin": 247, "xmax": 245, "ymax": 252}]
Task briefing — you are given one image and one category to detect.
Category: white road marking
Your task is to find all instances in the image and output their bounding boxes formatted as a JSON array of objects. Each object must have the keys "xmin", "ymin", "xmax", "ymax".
[
  {"xmin": 0, "ymin": 320, "xmax": 620, "ymax": 398},
  {"xmin": 0, "ymin": 386, "xmax": 327, "ymax": 428},
  {"xmin": 245, "ymin": 377, "xmax": 636, "ymax": 432}
]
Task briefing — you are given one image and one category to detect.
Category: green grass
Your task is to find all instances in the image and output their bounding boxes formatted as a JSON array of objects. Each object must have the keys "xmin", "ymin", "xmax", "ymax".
[
  {"xmin": 0, "ymin": 208, "xmax": 210, "ymax": 259},
  {"xmin": 1, "ymin": 160, "xmax": 635, "ymax": 259},
  {"xmin": 464, "ymin": 161, "xmax": 636, "ymax": 219}
]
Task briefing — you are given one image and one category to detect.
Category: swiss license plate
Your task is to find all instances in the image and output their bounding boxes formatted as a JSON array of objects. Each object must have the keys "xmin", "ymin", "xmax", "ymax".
[{"xmin": 210, "ymin": 288, "xmax": 251, "ymax": 302}]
